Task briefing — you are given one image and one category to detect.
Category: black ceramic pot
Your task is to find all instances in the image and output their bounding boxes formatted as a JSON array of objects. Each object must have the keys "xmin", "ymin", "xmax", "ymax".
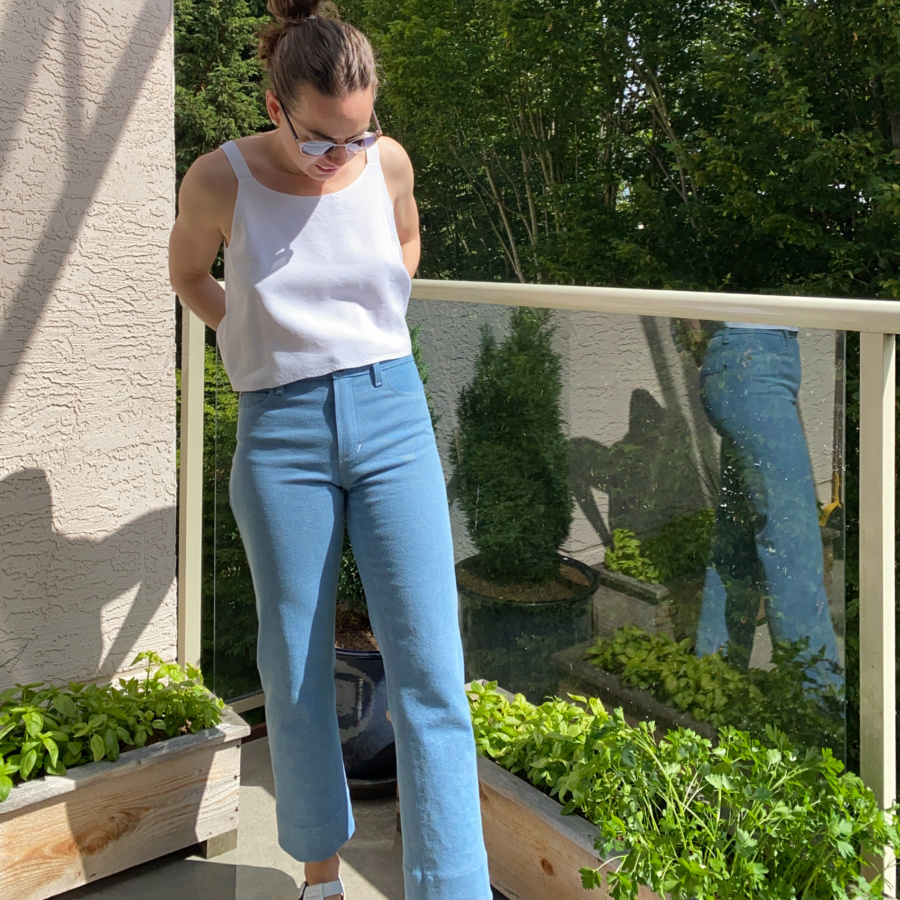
[
  {"xmin": 458, "ymin": 554, "xmax": 599, "ymax": 704},
  {"xmin": 334, "ymin": 647, "xmax": 397, "ymax": 800}
]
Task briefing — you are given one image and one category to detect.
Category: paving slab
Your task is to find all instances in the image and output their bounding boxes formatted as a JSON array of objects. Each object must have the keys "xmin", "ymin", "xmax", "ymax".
[{"xmin": 57, "ymin": 737, "xmax": 405, "ymax": 900}]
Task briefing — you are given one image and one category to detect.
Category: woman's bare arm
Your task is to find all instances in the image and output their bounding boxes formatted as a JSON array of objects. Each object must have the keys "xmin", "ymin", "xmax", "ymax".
[
  {"xmin": 379, "ymin": 138, "xmax": 421, "ymax": 279},
  {"xmin": 169, "ymin": 151, "xmax": 236, "ymax": 330}
]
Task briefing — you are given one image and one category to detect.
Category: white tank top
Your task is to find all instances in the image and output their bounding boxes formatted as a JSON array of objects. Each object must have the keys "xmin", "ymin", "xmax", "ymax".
[{"xmin": 217, "ymin": 140, "xmax": 413, "ymax": 391}]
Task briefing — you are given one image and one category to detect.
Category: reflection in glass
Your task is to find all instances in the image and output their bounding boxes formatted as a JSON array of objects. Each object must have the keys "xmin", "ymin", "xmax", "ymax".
[
  {"xmin": 406, "ymin": 300, "xmax": 845, "ymax": 759},
  {"xmin": 696, "ymin": 325, "xmax": 842, "ymax": 692}
]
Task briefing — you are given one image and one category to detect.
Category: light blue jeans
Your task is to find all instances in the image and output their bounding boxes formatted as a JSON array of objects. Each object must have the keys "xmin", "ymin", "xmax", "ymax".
[
  {"xmin": 696, "ymin": 329, "xmax": 842, "ymax": 687},
  {"xmin": 229, "ymin": 355, "xmax": 492, "ymax": 900}
]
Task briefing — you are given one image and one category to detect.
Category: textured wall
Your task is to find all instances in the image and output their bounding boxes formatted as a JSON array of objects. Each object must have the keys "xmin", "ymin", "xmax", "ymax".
[
  {"xmin": 0, "ymin": 0, "xmax": 176, "ymax": 687},
  {"xmin": 407, "ymin": 299, "xmax": 840, "ymax": 567}
]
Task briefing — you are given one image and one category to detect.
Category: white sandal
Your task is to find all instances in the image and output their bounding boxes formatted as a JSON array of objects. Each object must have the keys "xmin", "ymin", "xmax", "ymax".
[{"xmin": 299, "ymin": 878, "xmax": 345, "ymax": 900}]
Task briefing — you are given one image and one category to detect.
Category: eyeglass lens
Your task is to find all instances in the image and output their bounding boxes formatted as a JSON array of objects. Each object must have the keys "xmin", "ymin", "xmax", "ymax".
[{"xmin": 300, "ymin": 134, "xmax": 379, "ymax": 157}]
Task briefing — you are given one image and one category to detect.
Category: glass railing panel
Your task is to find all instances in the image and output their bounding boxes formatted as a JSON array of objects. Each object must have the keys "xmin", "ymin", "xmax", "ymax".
[
  {"xmin": 207, "ymin": 341, "xmax": 262, "ymax": 704},
  {"xmin": 408, "ymin": 297, "xmax": 846, "ymax": 759}
]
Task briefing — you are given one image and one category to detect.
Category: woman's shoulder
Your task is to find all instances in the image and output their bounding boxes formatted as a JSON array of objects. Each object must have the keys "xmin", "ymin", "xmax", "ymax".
[
  {"xmin": 376, "ymin": 137, "xmax": 414, "ymax": 199},
  {"xmin": 182, "ymin": 146, "xmax": 239, "ymax": 201}
]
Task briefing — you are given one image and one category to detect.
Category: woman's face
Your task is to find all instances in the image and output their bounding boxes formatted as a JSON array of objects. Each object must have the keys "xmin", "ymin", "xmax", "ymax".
[{"xmin": 266, "ymin": 85, "xmax": 376, "ymax": 182}]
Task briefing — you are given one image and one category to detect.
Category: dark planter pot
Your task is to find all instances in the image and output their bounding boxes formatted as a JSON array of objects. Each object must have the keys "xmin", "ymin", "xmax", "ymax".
[
  {"xmin": 335, "ymin": 647, "xmax": 396, "ymax": 799},
  {"xmin": 458, "ymin": 555, "xmax": 599, "ymax": 703}
]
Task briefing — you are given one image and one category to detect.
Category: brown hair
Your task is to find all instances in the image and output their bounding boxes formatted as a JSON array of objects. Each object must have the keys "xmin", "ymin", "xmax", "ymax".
[{"xmin": 258, "ymin": 0, "xmax": 377, "ymax": 109}]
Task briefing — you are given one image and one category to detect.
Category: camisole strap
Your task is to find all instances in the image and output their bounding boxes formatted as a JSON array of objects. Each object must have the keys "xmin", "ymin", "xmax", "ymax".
[
  {"xmin": 221, "ymin": 141, "xmax": 253, "ymax": 181},
  {"xmin": 366, "ymin": 140, "xmax": 381, "ymax": 167}
]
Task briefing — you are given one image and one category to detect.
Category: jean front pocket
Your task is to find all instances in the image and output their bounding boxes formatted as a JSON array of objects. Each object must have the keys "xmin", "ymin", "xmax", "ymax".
[
  {"xmin": 381, "ymin": 359, "xmax": 423, "ymax": 396},
  {"xmin": 238, "ymin": 388, "xmax": 273, "ymax": 410}
]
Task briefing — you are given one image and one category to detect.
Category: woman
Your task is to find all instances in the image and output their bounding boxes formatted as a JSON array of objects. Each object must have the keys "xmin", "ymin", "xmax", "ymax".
[{"xmin": 168, "ymin": 3, "xmax": 492, "ymax": 899}]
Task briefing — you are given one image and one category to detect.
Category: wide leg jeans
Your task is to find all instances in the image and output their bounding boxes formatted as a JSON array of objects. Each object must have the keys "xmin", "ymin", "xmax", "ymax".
[
  {"xmin": 229, "ymin": 354, "xmax": 492, "ymax": 900},
  {"xmin": 695, "ymin": 328, "xmax": 842, "ymax": 688}
]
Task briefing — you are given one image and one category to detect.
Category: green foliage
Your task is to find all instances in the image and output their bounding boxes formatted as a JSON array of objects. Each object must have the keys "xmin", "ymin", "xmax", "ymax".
[
  {"xmin": 642, "ymin": 508, "xmax": 715, "ymax": 583},
  {"xmin": 468, "ymin": 682, "xmax": 897, "ymax": 900},
  {"xmin": 452, "ymin": 308, "xmax": 574, "ymax": 584},
  {"xmin": 603, "ymin": 529, "xmax": 662, "ymax": 584},
  {"xmin": 0, "ymin": 652, "xmax": 224, "ymax": 801},
  {"xmin": 587, "ymin": 626, "xmax": 843, "ymax": 755},
  {"xmin": 343, "ymin": 0, "xmax": 899, "ymax": 293},
  {"xmin": 606, "ymin": 511, "xmax": 716, "ymax": 585},
  {"xmin": 174, "ymin": 0, "xmax": 269, "ymax": 185}
]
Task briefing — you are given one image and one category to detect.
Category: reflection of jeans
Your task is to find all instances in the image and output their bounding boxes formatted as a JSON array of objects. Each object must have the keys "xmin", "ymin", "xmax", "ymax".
[
  {"xmin": 696, "ymin": 329, "xmax": 841, "ymax": 686},
  {"xmin": 230, "ymin": 356, "xmax": 491, "ymax": 900}
]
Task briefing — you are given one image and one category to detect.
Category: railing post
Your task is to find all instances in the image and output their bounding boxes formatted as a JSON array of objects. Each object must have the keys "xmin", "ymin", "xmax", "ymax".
[
  {"xmin": 859, "ymin": 331, "xmax": 896, "ymax": 898},
  {"xmin": 178, "ymin": 307, "xmax": 205, "ymax": 668}
]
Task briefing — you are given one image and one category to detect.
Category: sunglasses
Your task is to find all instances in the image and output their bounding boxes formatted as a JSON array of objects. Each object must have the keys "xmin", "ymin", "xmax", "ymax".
[{"xmin": 279, "ymin": 101, "xmax": 382, "ymax": 158}]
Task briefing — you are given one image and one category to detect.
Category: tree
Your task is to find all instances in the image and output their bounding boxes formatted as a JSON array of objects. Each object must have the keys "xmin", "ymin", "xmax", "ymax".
[{"xmin": 174, "ymin": 0, "xmax": 269, "ymax": 185}]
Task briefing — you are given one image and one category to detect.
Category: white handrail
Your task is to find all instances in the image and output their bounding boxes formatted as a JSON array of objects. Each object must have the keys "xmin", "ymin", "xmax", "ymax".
[{"xmin": 412, "ymin": 279, "xmax": 900, "ymax": 334}]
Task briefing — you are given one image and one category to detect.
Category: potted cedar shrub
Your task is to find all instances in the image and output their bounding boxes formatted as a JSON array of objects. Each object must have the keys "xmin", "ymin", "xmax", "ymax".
[
  {"xmin": 452, "ymin": 308, "xmax": 598, "ymax": 703},
  {"xmin": 466, "ymin": 681, "xmax": 897, "ymax": 900},
  {"xmin": 0, "ymin": 653, "xmax": 249, "ymax": 900},
  {"xmin": 334, "ymin": 324, "xmax": 435, "ymax": 799}
]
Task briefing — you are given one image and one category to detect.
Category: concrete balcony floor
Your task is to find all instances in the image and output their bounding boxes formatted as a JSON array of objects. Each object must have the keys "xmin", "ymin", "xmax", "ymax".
[{"xmin": 57, "ymin": 737, "xmax": 411, "ymax": 900}]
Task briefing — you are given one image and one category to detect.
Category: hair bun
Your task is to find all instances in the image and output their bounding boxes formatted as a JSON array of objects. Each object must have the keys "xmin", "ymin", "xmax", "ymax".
[{"xmin": 267, "ymin": 0, "xmax": 322, "ymax": 24}]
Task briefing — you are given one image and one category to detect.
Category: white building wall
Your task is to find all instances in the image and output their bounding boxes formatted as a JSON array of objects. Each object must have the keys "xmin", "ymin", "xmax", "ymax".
[{"xmin": 0, "ymin": 0, "xmax": 176, "ymax": 687}]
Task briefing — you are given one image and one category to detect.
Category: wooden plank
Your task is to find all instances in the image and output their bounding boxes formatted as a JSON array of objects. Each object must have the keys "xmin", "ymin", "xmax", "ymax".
[
  {"xmin": 0, "ymin": 740, "xmax": 242, "ymax": 900},
  {"xmin": 477, "ymin": 757, "xmax": 660, "ymax": 900},
  {"xmin": 200, "ymin": 828, "xmax": 239, "ymax": 859}
]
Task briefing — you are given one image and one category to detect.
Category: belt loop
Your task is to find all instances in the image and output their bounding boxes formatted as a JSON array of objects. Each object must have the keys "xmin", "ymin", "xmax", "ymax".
[
  {"xmin": 372, "ymin": 361, "xmax": 383, "ymax": 387},
  {"xmin": 275, "ymin": 385, "xmax": 285, "ymax": 396}
]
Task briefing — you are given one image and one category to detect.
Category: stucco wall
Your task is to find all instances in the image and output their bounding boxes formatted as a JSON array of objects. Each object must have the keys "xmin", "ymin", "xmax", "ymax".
[
  {"xmin": 0, "ymin": 0, "xmax": 176, "ymax": 687},
  {"xmin": 407, "ymin": 299, "xmax": 840, "ymax": 568}
]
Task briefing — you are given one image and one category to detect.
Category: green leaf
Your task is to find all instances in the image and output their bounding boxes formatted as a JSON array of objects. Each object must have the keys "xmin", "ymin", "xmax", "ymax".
[
  {"xmin": 22, "ymin": 712, "xmax": 42, "ymax": 737},
  {"xmin": 41, "ymin": 736, "xmax": 59, "ymax": 768},
  {"xmin": 19, "ymin": 748, "xmax": 37, "ymax": 779},
  {"xmin": 52, "ymin": 694, "xmax": 78, "ymax": 719},
  {"xmin": 90, "ymin": 734, "xmax": 105, "ymax": 763},
  {"xmin": 0, "ymin": 774, "xmax": 12, "ymax": 801}
]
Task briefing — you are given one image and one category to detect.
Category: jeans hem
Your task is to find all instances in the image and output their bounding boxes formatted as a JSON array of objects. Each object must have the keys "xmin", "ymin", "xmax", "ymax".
[
  {"xmin": 402, "ymin": 857, "xmax": 492, "ymax": 900},
  {"xmin": 276, "ymin": 808, "xmax": 355, "ymax": 863}
]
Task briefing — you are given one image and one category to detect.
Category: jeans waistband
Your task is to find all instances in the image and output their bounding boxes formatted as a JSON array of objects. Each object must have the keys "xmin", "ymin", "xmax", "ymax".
[{"xmin": 330, "ymin": 354, "xmax": 413, "ymax": 379}]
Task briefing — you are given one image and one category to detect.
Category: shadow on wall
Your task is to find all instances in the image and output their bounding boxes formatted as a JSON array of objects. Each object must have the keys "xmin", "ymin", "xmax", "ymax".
[
  {"xmin": 0, "ymin": 469, "xmax": 175, "ymax": 687},
  {"xmin": 0, "ymin": 0, "xmax": 171, "ymax": 412},
  {"xmin": 570, "ymin": 317, "xmax": 719, "ymax": 547},
  {"xmin": 0, "ymin": 1, "xmax": 174, "ymax": 685}
]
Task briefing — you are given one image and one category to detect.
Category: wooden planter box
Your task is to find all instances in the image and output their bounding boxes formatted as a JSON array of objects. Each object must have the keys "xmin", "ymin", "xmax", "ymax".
[
  {"xmin": 592, "ymin": 567, "xmax": 674, "ymax": 640},
  {"xmin": 550, "ymin": 641, "xmax": 716, "ymax": 741},
  {"xmin": 0, "ymin": 706, "xmax": 250, "ymax": 900},
  {"xmin": 476, "ymin": 710, "xmax": 661, "ymax": 898}
]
